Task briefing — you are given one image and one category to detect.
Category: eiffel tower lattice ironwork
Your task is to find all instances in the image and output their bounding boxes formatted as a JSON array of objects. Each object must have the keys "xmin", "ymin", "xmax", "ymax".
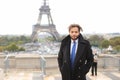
[{"xmin": 31, "ymin": 0, "xmax": 59, "ymax": 42}]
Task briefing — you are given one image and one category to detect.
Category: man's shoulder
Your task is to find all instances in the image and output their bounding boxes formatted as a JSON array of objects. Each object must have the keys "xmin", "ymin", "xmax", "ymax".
[
  {"xmin": 62, "ymin": 35, "xmax": 70, "ymax": 42},
  {"xmin": 80, "ymin": 39, "xmax": 91, "ymax": 45}
]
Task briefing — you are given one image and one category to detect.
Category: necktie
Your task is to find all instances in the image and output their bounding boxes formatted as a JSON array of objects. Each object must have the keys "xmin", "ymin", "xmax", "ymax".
[{"xmin": 71, "ymin": 41, "xmax": 76, "ymax": 68}]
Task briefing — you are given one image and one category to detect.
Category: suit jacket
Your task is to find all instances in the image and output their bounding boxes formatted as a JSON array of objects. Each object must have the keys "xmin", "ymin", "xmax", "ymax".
[{"xmin": 58, "ymin": 34, "xmax": 93, "ymax": 80}]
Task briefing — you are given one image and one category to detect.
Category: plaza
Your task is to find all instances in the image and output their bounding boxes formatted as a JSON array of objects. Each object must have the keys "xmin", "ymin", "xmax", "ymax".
[{"xmin": 0, "ymin": 53, "xmax": 120, "ymax": 80}]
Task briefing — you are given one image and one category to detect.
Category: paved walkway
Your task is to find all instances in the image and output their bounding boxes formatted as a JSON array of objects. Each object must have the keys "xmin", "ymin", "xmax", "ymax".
[
  {"xmin": 4, "ymin": 70, "xmax": 43, "ymax": 80},
  {"xmin": 3, "ymin": 70, "xmax": 120, "ymax": 80},
  {"xmin": 45, "ymin": 71, "xmax": 120, "ymax": 80}
]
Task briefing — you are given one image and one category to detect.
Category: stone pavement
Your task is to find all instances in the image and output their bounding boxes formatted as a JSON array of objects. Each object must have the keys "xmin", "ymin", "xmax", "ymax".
[
  {"xmin": 3, "ymin": 69, "xmax": 120, "ymax": 80},
  {"xmin": 45, "ymin": 71, "xmax": 120, "ymax": 80},
  {"xmin": 3, "ymin": 69, "xmax": 43, "ymax": 80}
]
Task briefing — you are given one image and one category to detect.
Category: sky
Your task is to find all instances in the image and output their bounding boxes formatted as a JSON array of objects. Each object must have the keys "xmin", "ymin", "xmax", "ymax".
[{"xmin": 0, "ymin": 0, "xmax": 120, "ymax": 35}]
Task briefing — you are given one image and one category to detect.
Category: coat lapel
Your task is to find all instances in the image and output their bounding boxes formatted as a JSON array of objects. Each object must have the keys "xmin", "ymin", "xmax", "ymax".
[
  {"xmin": 74, "ymin": 40, "xmax": 86, "ymax": 67},
  {"xmin": 66, "ymin": 39, "xmax": 71, "ymax": 65}
]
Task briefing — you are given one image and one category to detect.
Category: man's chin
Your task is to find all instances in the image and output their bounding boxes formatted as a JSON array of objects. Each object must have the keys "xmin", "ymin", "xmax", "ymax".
[{"xmin": 71, "ymin": 37, "xmax": 77, "ymax": 40}]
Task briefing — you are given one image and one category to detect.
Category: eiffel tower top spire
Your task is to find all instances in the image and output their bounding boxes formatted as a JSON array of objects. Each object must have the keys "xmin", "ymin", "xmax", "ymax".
[
  {"xmin": 44, "ymin": 0, "xmax": 46, "ymax": 6},
  {"xmin": 43, "ymin": 0, "xmax": 49, "ymax": 6},
  {"xmin": 38, "ymin": 0, "xmax": 53, "ymax": 25}
]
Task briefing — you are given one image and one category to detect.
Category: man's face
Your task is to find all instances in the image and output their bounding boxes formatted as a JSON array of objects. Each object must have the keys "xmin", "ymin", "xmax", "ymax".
[{"xmin": 69, "ymin": 27, "xmax": 80, "ymax": 40}]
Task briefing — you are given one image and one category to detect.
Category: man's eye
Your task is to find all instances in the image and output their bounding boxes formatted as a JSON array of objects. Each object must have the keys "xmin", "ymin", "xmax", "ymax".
[{"xmin": 75, "ymin": 31, "xmax": 78, "ymax": 33}]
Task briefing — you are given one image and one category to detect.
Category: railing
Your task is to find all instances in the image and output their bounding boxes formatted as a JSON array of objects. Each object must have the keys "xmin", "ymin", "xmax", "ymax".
[
  {"xmin": 119, "ymin": 59, "xmax": 120, "ymax": 71},
  {"xmin": 4, "ymin": 55, "xmax": 9, "ymax": 73},
  {"xmin": 98, "ymin": 55, "xmax": 120, "ymax": 71},
  {"xmin": 40, "ymin": 55, "xmax": 46, "ymax": 75}
]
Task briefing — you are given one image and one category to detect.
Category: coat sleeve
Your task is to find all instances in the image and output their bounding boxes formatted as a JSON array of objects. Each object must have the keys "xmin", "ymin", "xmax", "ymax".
[
  {"xmin": 57, "ymin": 41, "xmax": 64, "ymax": 72},
  {"xmin": 84, "ymin": 41, "xmax": 93, "ymax": 74}
]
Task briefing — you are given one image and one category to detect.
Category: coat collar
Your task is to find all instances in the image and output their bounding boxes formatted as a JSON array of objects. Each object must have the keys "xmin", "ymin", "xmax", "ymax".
[
  {"xmin": 63, "ymin": 34, "xmax": 87, "ymax": 67},
  {"xmin": 63, "ymin": 33, "xmax": 86, "ymax": 44}
]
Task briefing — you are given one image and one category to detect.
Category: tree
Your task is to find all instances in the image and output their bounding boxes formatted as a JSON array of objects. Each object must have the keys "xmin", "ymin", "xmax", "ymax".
[
  {"xmin": 109, "ymin": 37, "xmax": 120, "ymax": 51},
  {"xmin": 114, "ymin": 45, "xmax": 120, "ymax": 51},
  {"xmin": 88, "ymin": 35, "xmax": 105, "ymax": 47},
  {"xmin": 0, "ymin": 35, "xmax": 31, "ymax": 46},
  {"xmin": 19, "ymin": 47, "xmax": 25, "ymax": 51},
  {"xmin": 5, "ymin": 43, "xmax": 25, "ymax": 52},
  {"xmin": 109, "ymin": 37, "xmax": 120, "ymax": 47},
  {"xmin": 6, "ymin": 43, "xmax": 19, "ymax": 52},
  {"xmin": 0, "ymin": 46, "xmax": 5, "ymax": 52},
  {"xmin": 100, "ymin": 40, "xmax": 110, "ymax": 48}
]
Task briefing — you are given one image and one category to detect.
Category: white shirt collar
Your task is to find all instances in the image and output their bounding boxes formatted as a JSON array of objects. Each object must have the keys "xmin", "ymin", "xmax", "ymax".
[{"xmin": 71, "ymin": 39, "xmax": 78, "ymax": 43}]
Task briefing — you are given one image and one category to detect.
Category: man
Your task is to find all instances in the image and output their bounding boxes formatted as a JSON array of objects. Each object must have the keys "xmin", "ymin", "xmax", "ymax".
[
  {"xmin": 91, "ymin": 51, "xmax": 98, "ymax": 76},
  {"xmin": 58, "ymin": 24, "xmax": 93, "ymax": 80}
]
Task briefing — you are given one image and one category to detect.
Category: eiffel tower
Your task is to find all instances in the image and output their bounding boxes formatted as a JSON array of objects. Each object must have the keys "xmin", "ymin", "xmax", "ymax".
[{"xmin": 31, "ymin": 0, "xmax": 59, "ymax": 42}]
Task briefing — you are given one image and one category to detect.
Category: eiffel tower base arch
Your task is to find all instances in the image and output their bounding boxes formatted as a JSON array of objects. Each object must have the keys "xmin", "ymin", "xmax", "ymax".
[{"xmin": 31, "ymin": 24, "xmax": 59, "ymax": 42}]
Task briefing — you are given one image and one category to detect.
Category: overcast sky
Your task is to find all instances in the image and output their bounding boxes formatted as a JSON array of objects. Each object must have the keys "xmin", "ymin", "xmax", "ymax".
[{"xmin": 0, "ymin": 0, "xmax": 120, "ymax": 35}]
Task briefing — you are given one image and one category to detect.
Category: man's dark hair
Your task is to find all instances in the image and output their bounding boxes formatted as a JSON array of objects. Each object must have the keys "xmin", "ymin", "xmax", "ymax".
[{"xmin": 68, "ymin": 24, "xmax": 83, "ymax": 32}]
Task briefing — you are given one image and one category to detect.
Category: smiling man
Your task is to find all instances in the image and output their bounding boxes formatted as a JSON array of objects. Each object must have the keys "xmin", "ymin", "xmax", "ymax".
[{"xmin": 58, "ymin": 24, "xmax": 93, "ymax": 80}]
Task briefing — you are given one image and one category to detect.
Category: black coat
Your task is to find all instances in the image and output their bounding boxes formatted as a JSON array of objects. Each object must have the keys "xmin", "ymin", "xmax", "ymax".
[{"xmin": 58, "ymin": 34, "xmax": 93, "ymax": 80}]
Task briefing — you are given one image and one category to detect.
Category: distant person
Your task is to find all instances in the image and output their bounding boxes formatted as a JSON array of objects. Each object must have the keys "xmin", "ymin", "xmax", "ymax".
[
  {"xmin": 91, "ymin": 52, "xmax": 98, "ymax": 76},
  {"xmin": 58, "ymin": 24, "xmax": 93, "ymax": 80}
]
